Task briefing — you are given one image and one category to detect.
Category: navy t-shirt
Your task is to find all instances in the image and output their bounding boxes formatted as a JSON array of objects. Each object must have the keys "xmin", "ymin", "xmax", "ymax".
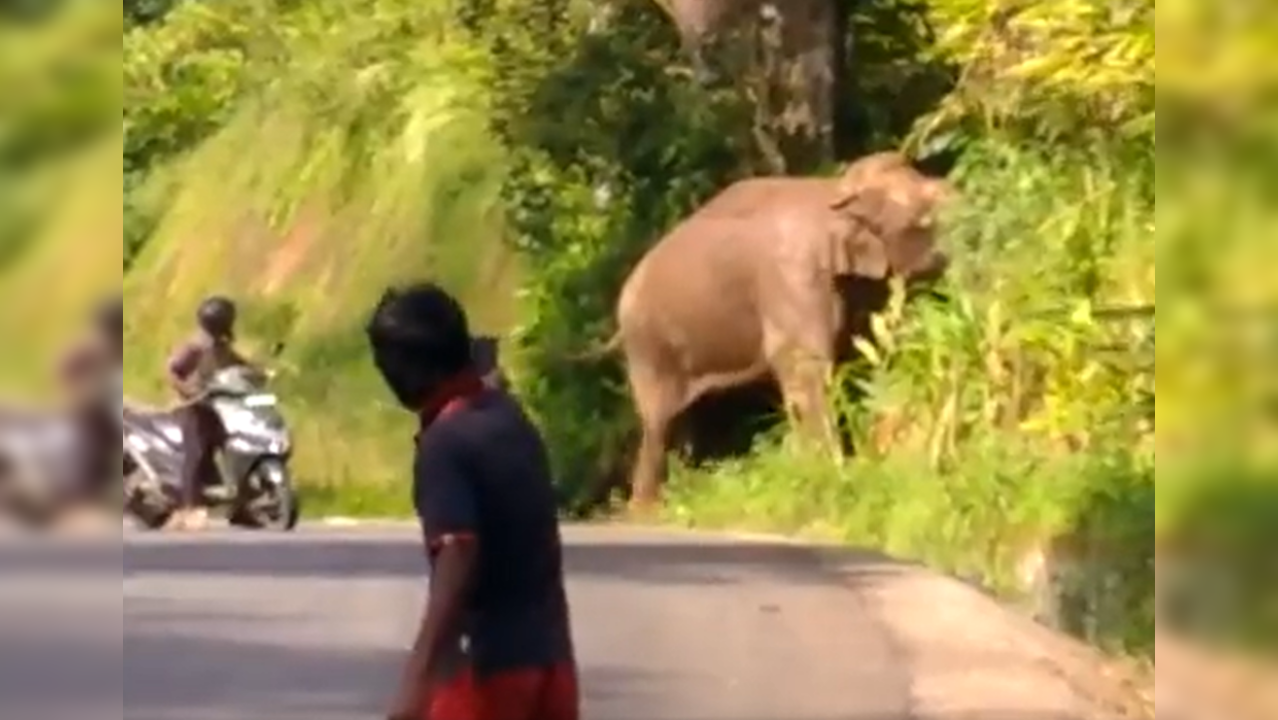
[{"xmin": 413, "ymin": 388, "xmax": 574, "ymax": 677}]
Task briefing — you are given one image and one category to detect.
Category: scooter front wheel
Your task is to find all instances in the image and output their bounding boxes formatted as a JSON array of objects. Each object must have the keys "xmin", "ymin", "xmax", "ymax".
[{"xmin": 228, "ymin": 458, "xmax": 300, "ymax": 531}]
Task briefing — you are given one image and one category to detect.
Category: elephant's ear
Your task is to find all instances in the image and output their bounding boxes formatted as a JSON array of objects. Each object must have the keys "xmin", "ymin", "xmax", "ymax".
[
  {"xmin": 830, "ymin": 152, "xmax": 912, "ymax": 210},
  {"xmin": 828, "ymin": 218, "xmax": 890, "ymax": 280},
  {"xmin": 832, "ymin": 183, "xmax": 893, "ymax": 227}
]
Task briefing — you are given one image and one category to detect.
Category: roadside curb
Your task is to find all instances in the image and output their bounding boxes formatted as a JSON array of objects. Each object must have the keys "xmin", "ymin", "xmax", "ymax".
[
  {"xmin": 317, "ymin": 516, "xmax": 372, "ymax": 527},
  {"xmin": 311, "ymin": 516, "xmax": 816, "ymax": 545},
  {"xmin": 596, "ymin": 520, "xmax": 814, "ymax": 546}
]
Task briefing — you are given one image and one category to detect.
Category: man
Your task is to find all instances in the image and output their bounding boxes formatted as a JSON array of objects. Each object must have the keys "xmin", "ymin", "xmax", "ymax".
[
  {"xmin": 367, "ymin": 282, "xmax": 578, "ymax": 720},
  {"xmin": 59, "ymin": 295, "xmax": 123, "ymax": 511},
  {"xmin": 165, "ymin": 295, "xmax": 249, "ymax": 531}
]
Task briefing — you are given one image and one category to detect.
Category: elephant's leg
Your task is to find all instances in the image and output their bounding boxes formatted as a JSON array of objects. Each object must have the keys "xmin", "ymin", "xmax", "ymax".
[
  {"xmin": 775, "ymin": 353, "xmax": 839, "ymax": 454},
  {"xmin": 626, "ymin": 363, "xmax": 683, "ymax": 511},
  {"xmin": 762, "ymin": 297, "xmax": 842, "ymax": 455}
]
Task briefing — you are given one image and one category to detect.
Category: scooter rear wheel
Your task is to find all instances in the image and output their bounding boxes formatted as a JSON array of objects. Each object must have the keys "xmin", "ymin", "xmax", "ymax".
[{"xmin": 122, "ymin": 453, "xmax": 173, "ymax": 530}]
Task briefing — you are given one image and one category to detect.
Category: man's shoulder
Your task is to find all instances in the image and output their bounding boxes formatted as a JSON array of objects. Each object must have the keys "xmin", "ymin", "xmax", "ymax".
[
  {"xmin": 413, "ymin": 414, "xmax": 462, "ymax": 461},
  {"xmin": 418, "ymin": 390, "xmax": 543, "ymax": 451},
  {"xmin": 175, "ymin": 331, "xmax": 211, "ymax": 350},
  {"xmin": 167, "ymin": 333, "xmax": 208, "ymax": 362},
  {"xmin": 412, "ymin": 396, "xmax": 487, "ymax": 464},
  {"xmin": 440, "ymin": 389, "xmax": 528, "ymax": 427}
]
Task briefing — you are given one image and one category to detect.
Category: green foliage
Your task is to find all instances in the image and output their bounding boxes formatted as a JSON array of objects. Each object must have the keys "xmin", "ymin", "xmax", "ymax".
[
  {"xmin": 120, "ymin": 0, "xmax": 511, "ymax": 502},
  {"xmin": 665, "ymin": 139, "xmax": 1157, "ymax": 654},
  {"xmin": 0, "ymin": 1, "xmax": 118, "ymax": 269},
  {"xmin": 464, "ymin": 1, "xmax": 754, "ymax": 507},
  {"xmin": 0, "ymin": 2, "xmax": 120, "ymax": 384},
  {"xmin": 1152, "ymin": 97, "xmax": 1278, "ymax": 653},
  {"xmin": 124, "ymin": 0, "xmax": 183, "ymax": 27},
  {"xmin": 123, "ymin": 0, "xmax": 271, "ymax": 173},
  {"xmin": 841, "ymin": 0, "xmax": 955, "ymax": 153},
  {"xmin": 916, "ymin": 0, "xmax": 1153, "ymax": 142},
  {"xmin": 0, "ymin": 134, "xmax": 120, "ymax": 391},
  {"xmin": 0, "ymin": 0, "xmax": 119, "ymax": 165}
]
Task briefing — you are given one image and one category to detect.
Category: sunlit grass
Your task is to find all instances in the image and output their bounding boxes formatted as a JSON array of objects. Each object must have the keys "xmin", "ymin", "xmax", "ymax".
[{"xmin": 0, "ymin": 135, "xmax": 122, "ymax": 398}]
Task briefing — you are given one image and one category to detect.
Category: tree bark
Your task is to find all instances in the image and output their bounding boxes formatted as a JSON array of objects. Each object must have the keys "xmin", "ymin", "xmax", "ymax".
[
  {"xmin": 659, "ymin": 0, "xmax": 839, "ymax": 174},
  {"xmin": 758, "ymin": 0, "xmax": 836, "ymax": 173}
]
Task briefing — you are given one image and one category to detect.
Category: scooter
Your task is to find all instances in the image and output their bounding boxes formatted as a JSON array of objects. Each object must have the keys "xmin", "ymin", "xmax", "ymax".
[
  {"xmin": 122, "ymin": 365, "xmax": 300, "ymax": 531},
  {"xmin": 0, "ymin": 407, "xmax": 83, "ymax": 530}
]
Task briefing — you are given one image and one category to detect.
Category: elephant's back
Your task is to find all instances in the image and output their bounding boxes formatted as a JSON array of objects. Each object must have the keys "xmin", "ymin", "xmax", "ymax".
[
  {"xmin": 699, "ymin": 176, "xmax": 836, "ymax": 220},
  {"xmin": 617, "ymin": 215, "xmax": 766, "ymax": 369},
  {"xmin": 625, "ymin": 211, "xmax": 763, "ymax": 306}
]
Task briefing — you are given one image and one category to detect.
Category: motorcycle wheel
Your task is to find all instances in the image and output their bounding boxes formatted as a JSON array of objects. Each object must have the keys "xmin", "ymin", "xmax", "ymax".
[
  {"xmin": 122, "ymin": 452, "xmax": 173, "ymax": 531},
  {"xmin": 228, "ymin": 459, "xmax": 300, "ymax": 531},
  {"xmin": 0, "ymin": 453, "xmax": 67, "ymax": 532}
]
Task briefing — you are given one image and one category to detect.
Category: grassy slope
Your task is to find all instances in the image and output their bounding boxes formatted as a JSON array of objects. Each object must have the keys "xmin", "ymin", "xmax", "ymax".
[
  {"xmin": 0, "ymin": 135, "xmax": 123, "ymax": 398},
  {"xmin": 118, "ymin": 14, "xmax": 520, "ymax": 512}
]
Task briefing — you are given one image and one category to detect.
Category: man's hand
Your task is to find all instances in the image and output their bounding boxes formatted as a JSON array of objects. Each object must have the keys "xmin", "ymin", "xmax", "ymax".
[{"xmin": 172, "ymin": 381, "xmax": 204, "ymax": 403}]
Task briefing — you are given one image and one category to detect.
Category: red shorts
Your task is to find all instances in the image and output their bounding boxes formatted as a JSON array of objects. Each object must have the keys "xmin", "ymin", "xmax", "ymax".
[{"xmin": 424, "ymin": 662, "xmax": 579, "ymax": 720}]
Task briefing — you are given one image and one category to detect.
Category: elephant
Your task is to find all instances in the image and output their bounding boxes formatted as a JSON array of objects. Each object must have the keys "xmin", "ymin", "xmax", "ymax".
[{"xmin": 602, "ymin": 151, "xmax": 953, "ymax": 508}]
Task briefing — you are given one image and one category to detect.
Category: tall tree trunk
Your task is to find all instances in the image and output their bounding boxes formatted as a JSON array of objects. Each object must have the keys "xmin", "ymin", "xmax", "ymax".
[
  {"xmin": 758, "ymin": 0, "xmax": 836, "ymax": 173},
  {"xmin": 658, "ymin": 0, "xmax": 839, "ymax": 174},
  {"xmin": 830, "ymin": 0, "xmax": 858, "ymax": 160}
]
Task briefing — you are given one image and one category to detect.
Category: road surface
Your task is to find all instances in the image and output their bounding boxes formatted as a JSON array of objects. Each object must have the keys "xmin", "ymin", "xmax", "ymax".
[{"xmin": 0, "ymin": 524, "xmax": 1124, "ymax": 720}]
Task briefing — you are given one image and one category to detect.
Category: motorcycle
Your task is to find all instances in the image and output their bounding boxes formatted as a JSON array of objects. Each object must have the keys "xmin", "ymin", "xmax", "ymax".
[
  {"xmin": 0, "ymin": 407, "xmax": 84, "ymax": 530},
  {"xmin": 122, "ymin": 365, "xmax": 300, "ymax": 531}
]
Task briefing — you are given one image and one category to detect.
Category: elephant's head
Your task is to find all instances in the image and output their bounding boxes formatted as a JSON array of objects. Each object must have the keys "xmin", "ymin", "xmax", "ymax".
[{"xmin": 826, "ymin": 152, "xmax": 953, "ymax": 283}]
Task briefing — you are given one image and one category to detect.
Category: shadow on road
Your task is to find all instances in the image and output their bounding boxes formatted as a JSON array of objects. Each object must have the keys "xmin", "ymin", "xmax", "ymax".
[
  {"xmin": 0, "ymin": 541, "xmax": 121, "ymax": 573},
  {"xmin": 121, "ymin": 544, "xmax": 1095, "ymax": 720},
  {"xmin": 0, "ymin": 630, "xmax": 121, "ymax": 720},
  {"xmin": 123, "ymin": 631, "xmax": 400, "ymax": 720},
  {"xmin": 120, "ymin": 631, "xmax": 1088, "ymax": 720}
]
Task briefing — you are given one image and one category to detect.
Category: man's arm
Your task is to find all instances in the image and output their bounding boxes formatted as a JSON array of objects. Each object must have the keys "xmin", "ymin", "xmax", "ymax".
[
  {"xmin": 392, "ymin": 430, "xmax": 479, "ymax": 714},
  {"xmin": 405, "ymin": 537, "xmax": 477, "ymax": 682},
  {"xmin": 58, "ymin": 338, "xmax": 96, "ymax": 389},
  {"xmin": 166, "ymin": 342, "xmax": 204, "ymax": 399}
]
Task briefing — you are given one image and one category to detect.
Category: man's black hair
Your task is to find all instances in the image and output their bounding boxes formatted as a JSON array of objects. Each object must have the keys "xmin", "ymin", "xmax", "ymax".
[{"xmin": 367, "ymin": 281, "xmax": 473, "ymax": 378}]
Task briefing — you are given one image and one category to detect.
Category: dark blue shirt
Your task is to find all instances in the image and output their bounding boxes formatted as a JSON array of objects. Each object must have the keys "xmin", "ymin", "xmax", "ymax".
[{"xmin": 413, "ymin": 389, "xmax": 574, "ymax": 677}]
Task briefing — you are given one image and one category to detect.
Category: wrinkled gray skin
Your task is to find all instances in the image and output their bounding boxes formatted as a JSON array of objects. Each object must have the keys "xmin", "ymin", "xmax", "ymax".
[{"xmin": 611, "ymin": 152, "xmax": 952, "ymax": 508}]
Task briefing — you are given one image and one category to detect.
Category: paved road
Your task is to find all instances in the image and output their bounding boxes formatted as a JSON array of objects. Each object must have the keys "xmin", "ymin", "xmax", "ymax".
[{"xmin": 1, "ymin": 525, "xmax": 1113, "ymax": 720}]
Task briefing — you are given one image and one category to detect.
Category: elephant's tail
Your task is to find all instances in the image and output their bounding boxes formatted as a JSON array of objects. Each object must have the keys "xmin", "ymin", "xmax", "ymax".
[{"xmin": 567, "ymin": 331, "xmax": 624, "ymax": 363}]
